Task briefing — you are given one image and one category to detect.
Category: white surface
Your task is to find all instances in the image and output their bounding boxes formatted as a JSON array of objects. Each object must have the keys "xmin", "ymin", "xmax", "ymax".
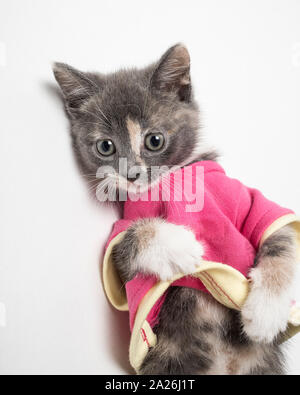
[{"xmin": 0, "ymin": 0, "xmax": 300, "ymax": 375}]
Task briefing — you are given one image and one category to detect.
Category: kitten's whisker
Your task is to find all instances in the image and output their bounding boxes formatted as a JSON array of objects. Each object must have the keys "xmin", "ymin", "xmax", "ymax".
[
  {"xmin": 93, "ymin": 97, "xmax": 112, "ymax": 126},
  {"xmin": 80, "ymin": 121, "xmax": 109, "ymax": 130},
  {"xmin": 80, "ymin": 108, "xmax": 110, "ymax": 126}
]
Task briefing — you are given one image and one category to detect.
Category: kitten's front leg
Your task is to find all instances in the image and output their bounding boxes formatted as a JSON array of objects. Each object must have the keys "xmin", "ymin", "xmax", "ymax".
[
  {"xmin": 242, "ymin": 225, "xmax": 298, "ymax": 343},
  {"xmin": 112, "ymin": 218, "xmax": 204, "ymax": 282}
]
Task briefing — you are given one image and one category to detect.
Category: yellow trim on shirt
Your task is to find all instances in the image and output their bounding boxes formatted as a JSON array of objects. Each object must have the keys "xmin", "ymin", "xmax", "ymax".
[
  {"xmin": 102, "ymin": 232, "xmax": 128, "ymax": 311},
  {"xmin": 259, "ymin": 213, "xmax": 300, "ymax": 259}
]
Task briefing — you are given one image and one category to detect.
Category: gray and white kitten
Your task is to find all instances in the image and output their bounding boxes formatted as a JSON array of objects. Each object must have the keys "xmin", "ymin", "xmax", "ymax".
[{"xmin": 53, "ymin": 44, "xmax": 298, "ymax": 375}]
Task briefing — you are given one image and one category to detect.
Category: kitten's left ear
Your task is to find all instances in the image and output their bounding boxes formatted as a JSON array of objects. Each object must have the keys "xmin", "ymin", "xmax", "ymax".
[
  {"xmin": 53, "ymin": 63, "xmax": 100, "ymax": 117},
  {"xmin": 151, "ymin": 44, "xmax": 191, "ymax": 102}
]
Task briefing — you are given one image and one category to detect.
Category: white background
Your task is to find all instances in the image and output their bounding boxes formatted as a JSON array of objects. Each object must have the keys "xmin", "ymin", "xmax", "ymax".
[{"xmin": 0, "ymin": 0, "xmax": 300, "ymax": 375}]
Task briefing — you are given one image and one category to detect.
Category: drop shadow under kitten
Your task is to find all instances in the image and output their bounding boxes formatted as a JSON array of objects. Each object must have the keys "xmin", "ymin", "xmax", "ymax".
[{"xmin": 53, "ymin": 44, "xmax": 298, "ymax": 375}]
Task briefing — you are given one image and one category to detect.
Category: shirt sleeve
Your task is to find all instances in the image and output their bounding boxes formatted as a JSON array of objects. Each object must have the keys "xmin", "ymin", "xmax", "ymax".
[{"xmin": 236, "ymin": 186, "xmax": 294, "ymax": 250}]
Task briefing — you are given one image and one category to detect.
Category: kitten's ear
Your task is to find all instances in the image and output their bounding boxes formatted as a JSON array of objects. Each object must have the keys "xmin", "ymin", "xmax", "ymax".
[
  {"xmin": 53, "ymin": 63, "xmax": 99, "ymax": 116},
  {"xmin": 151, "ymin": 44, "xmax": 191, "ymax": 101}
]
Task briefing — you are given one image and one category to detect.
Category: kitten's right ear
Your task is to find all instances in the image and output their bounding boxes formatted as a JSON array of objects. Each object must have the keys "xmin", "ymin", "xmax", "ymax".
[{"xmin": 53, "ymin": 63, "xmax": 99, "ymax": 116}]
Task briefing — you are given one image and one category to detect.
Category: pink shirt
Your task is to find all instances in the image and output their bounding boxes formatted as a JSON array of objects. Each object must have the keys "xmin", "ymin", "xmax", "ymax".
[{"xmin": 106, "ymin": 161, "xmax": 293, "ymax": 331}]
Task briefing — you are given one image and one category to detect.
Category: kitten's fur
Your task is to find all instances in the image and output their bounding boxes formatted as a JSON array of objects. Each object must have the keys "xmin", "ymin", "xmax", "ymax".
[{"xmin": 54, "ymin": 44, "xmax": 298, "ymax": 375}]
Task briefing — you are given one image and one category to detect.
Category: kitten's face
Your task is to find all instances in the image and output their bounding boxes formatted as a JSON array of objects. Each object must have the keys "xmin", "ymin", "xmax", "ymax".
[{"xmin": 54, "ymin": 45, "xmax": 203, "ymax": 198}]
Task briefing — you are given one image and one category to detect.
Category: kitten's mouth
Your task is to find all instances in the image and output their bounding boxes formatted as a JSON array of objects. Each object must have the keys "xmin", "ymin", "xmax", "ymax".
[
  {"xmin": 121, "ymin": 177, "xmax": 152, "ymax": 195},
  {"xmin": 96, "ymin": 165, "xmax": 181, "ymax": 202},
  {"xmin": 96, "ymin": 175, "xmax": 152, "ymax": 202}
]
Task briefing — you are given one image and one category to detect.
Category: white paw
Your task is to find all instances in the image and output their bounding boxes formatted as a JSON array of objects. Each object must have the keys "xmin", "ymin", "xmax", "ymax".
[
  {"xmin": 241, "ymin": 270, "xmax": 291, "ymax": 344},
  {"xmin": 135, "ymin": 221, "xmax": 204, "ymax": 281}
]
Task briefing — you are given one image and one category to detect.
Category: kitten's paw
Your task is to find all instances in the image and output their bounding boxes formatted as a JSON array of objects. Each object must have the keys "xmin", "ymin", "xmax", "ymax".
[
  {"xmin": 241, "ymin": 269, "xmax": 290, "ymax": 344},
  {"xmin": 135, "ymin": 220, "xmax": 204, "ymax": 281}
]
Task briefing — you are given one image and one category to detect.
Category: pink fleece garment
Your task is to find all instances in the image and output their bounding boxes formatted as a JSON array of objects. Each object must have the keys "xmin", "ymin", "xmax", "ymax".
[{"xmin": 105, "ymin": 161, "xmax": 293, "ymax": 331}]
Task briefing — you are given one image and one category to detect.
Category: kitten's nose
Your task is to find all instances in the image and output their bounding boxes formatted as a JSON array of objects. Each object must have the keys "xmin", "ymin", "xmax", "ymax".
[{"xmin": 127, "ymin": 173, "xmax": 140, "ymax": 182}]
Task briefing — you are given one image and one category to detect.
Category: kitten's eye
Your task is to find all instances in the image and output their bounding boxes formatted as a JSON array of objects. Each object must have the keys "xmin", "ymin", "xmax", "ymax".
[
  {"xmin": 145, "ymin": 133, "xmax": 165, "ymax": 151},
  {"xmin": 96, "ymin": 140, "xmax": 116, "ymax": 157}
]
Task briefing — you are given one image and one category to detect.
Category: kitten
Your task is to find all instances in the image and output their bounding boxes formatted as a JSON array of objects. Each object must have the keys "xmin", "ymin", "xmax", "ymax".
[{"xmin": 53, "ymin": 44, "xmax": 298, "ymax": 375}]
